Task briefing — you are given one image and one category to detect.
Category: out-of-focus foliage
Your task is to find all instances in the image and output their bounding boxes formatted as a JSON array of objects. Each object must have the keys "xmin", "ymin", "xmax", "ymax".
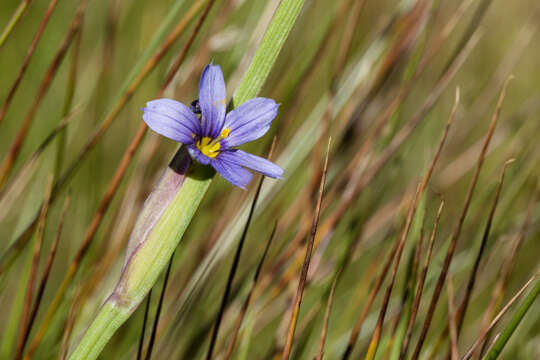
[{"xmin": 0, "ymin": 0, "xmax": 538, "ymax": 359}]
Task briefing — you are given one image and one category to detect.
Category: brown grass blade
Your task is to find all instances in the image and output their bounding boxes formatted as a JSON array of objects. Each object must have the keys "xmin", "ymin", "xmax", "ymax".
[
  {"xmin": 205, "ymin": 162, "xmax": 267, "ymax": 360},
  {"xmin": 281, "ymin": 139, "xmax": 330, "ymax": 360},
  {"xmin": 0, "ymin": 107, "xmax": 76, "ymax": 222},
  {"xmin": 399, "ymin": 200, "xmax": 444, "ymax": 360},
  {"xmin": 0, "ymin": 0, "xmax": 87, "ymax": 188},
  {"xmin": 341, "ymin": 218, "xmax": 403, "ymax": 360},
  {"xmin": 349, "ymin": 86, "xmax": 457, "ymax": 360},
  {"xmin": 55, "ymin": 25, "xmax": 83, "ymax": 178},
  {"xmin": 145, "ymin": 255, "xmax": 175, "ymax": 360},
  {"xmin": 434, "ymin": 161, "xmax": 515, "ymax": 360},
  {"xmin": 439, "ymin": 0, "xmax": 493, "ymax": 77},
  {"xmin": 59, "ymin": 284, "xmax": 83, "ymax": 360},
  {"xmin": 315, "ymin": 271, "xmax": 340, "ymax": 360},
  {"xmin": 476, "ymin": 187, "xmax": 537, "ymax": 358},
  {"xmin": 461, "ymin": 269, "xmax": 540, "ymax": 360},
  {"xmin": 447, "ymin": 275, "xmax": 459, "ymax": 360},
  {"xmin": 409, "ymin": 77, "xmax": 512, "ymax": 360},
  {"xmin": 137, "ymin": 291, "xmax": 152, "ymax": 360},
  {"xmin": 363, "ymin": 184, "xmax": 422, "ymax": 360},
  {"xmin": 223, "ymin": 222, "xmax": 277, "ymax": 360},
  {"xmin": 21, "ymin": 195, "xmax": 70, "ymax": 354},
  {"xmin": 367, "ymin": 86, "xmax": 459, "ymax": 359},
  {"xmin": 0, "ymin": 0, "xmax": 59, "ymax": 125},
  {"xmin": 452, "ymin": 160, "xmax": 514, "ymax": 334},
  {"xmin": 15, "ymin": 176, "xmax": 53, "ymax": 360}
]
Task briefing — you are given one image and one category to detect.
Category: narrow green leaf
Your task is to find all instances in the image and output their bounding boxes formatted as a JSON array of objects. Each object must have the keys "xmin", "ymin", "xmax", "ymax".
[
  {"xmin": 232, "ymin": 0, "xmax": 306, "ymax": 106},
  {"xmin": 482, "ymin": 278, "xmax": 540, "ymax": 360}
]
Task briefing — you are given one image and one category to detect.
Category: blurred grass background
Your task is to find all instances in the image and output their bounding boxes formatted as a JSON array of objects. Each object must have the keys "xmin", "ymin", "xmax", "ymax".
[{"xmin": 0, "ymin": 0, "xmax": 539, "ymax": 359}]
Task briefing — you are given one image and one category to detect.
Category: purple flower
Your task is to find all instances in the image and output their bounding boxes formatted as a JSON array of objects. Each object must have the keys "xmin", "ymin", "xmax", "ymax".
[{"xmin": 142, "ymin": 63, "xmax": 283, "ymax": 189}]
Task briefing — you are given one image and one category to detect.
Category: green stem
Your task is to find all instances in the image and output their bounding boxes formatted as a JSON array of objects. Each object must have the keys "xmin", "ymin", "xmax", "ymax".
[
  {"xmin": 232, "ymin": 0, "xmax": 306, "ymax": 106},
  {"xmin": 482, "ymin": 277, "xmax": 540, "ymax": 360},
  {"xmin": 68, "ymin": 302, "xmax": 129, "ymax": 360},
  {"xmin": 69, "ymin": 161, "xmax": 213, "ymax": 360},
  {"xmin": 0, "ymin": 1, "xmax": 29, "ymax": 49}
]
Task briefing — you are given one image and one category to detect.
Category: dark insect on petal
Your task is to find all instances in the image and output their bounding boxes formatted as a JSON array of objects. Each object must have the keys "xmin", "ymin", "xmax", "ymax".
[{"xmin": 190, "ymin": 99, "xmax": 201, "ymax": 114}]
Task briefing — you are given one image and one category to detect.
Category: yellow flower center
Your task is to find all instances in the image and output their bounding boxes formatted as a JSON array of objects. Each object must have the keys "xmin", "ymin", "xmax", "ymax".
[
  {"xmin": 195, "ymin": 128, "xmax": 230, "ymax": 158},
  {"xmin": 196, "ymin": 137, "xmax": 221, "ymax": 158}
]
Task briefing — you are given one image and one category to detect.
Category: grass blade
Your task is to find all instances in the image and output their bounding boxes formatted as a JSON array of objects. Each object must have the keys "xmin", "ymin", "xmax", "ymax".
[
  {"xmin": 223, "ymin": 222, "xmax": 277, "ymax": 360},
  {"xmin": 410, "ymin": 77, "xmax": 511, "ymax": 360},
  {"xmin": 315, "ymin": 271, "xmax": 339, "ymax": 360},
  {"xmin": 281, "ymin": 139, "xmax": 330, "ymax": 360},
  {"xmin": 0, "ymin": 0, "xmax": 58, "ymax": 124},
  {"xmin": 462, "ymin": 270, "xmax": 540, "ymax": 360},
  {"xmin": 137, "ymin": 291, "xmax": 152, "ymax": 360},
  {"xmin": 145, "ymin": 255, "xmax": 174, "ymax": 360},
  {"xmin": 206, "ymin": 148, "xmax": 269, "ymax": 360}
]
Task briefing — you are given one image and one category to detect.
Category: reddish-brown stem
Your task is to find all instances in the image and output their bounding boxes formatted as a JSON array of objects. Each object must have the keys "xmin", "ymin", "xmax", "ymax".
[
  {"xmin": 399, "ymin": 201, "xmax": 444, "ymax": 360},
  {"xmin": 0, "ymin": 0, "xmax": 87, "ymax": 189},
  {"xmin": 0, "ymin": 0, "xmax": 59, "ymax": 125},
  {"xmin": 410, "ymin": 77, "xmax": 511, "ymax": 360},
  {"xmin": 315, "ymin": 272, "xmax": 340, "ymax": 360},
  {"xmin": 15, "ymin": 177, "xmax": 53, "ymax": 360},
  {"xmin": 223, "ymin": 223, "xmax": 277, "ymax": 360},
  {"xmin": 281, "ymin": 140, "xmax": 330, "ymax": 360}
]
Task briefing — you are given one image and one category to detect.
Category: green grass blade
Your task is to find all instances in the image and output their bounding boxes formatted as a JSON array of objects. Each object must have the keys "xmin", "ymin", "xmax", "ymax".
[
  {"xmin": 482, "ymin": 277, "xmax": 540, "ymax": 360},
  {"xmin": 232, "ymin": 0, "xmax": 306, "ymax": 106}
]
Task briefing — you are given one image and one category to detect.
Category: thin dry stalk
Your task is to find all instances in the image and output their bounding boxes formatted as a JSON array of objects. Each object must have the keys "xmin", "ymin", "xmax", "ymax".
[
  {"xmin": 91, "ymin": 0, "xmax": 120, "ymax": 124},
  {"xmin": 393, "ymin": 210, "xmax": 425, "ymax": 338},
  {"xmin": 462, "ymin": 270, "xmax": 540, "ymax": 360},
  {"xmin": 315, "ymin": 271, "xmax": 340, "ymax": 360},
  {"xmin": 22, "ymin": 196, "xmax": 70, "ymax": 352},
  {"xmin": 223, "ymin": 222, "xmax": 277, "ymax": 360},
  {"xmin": 458, "ymin": 160, "xmax": 514, "ymax": 332},
  {"xmin": 145, "ymin": 255, "xmax": 175, "ymax": 360},
  {"xmin": 281, "ymin": 140, "xmax": 330, "ymax": 360},
  {"xmin": 365, "ymin": 87, "xmax": 459, "ymax": 360},
  {"xmin": 347, "ymin": 87, "xmax": 458, "ymax": 360},
  {"xmin": 0, "ymin": 0, "xmax": 87, "ymax": 188},
  {"xmin": 0, "ymin": 109, "xmax": 76, "ymax": 221},
  {"xmin": 440, "ymin": 0, "xmax": 493, "ymax": 77},
  {"xmin": 341, "ymin": 214, "xmax": 408, "ymax": 360},
  {"xmin": 431, "ymin": 159, "xmax": 514, "ymax": 360},
  {"xmin": 476, "ymin": 188, "xmax": 537, "ymax": 357},
  {"xmin": 447, "ymin": 276, "xmax": 459, "ymax": 360},
  {"xmin": 206, "ymin": 152, "xmax": 269, "ymax": 360},
  {"xmin": 24, "ymin": 2, "xmax": 216, "ymax": 354},
  {"xmin": 332, "ymin": 0, "xmax": 365, "ymax": 78},
  {"xmin": 410, "ymin": 77, "xmax": 512, "ymax": 360},
  {"xmin": 0, "ymin": 0, "xmax": 59, "ymax": 125},
  {"xmin": 55, "ymin": 24, "xmax": 83, "ymax": 178},
  {"xmin": 399, "ymin": 201, "xmax": 444, "ymax": 360},
  {"xmin": 363, "ymin": 184, "xmax": 422, "ymax": 360},
  {"xmin": 137, "ymin": 291, "xmax": 152, "ymax": 360},
  {"xmin": 59, "ymin": 285, "xmax": 83, "ymax": 360},
  {"xmin": 15, "ymin": 177, "xmax": 53, "ymax": 360}
]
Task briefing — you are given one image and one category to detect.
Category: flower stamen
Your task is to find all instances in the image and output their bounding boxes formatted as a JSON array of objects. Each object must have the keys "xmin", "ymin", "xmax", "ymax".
[{"xmin": 196, "ymin": 137, "xmax": 221, "ymax": 158}]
